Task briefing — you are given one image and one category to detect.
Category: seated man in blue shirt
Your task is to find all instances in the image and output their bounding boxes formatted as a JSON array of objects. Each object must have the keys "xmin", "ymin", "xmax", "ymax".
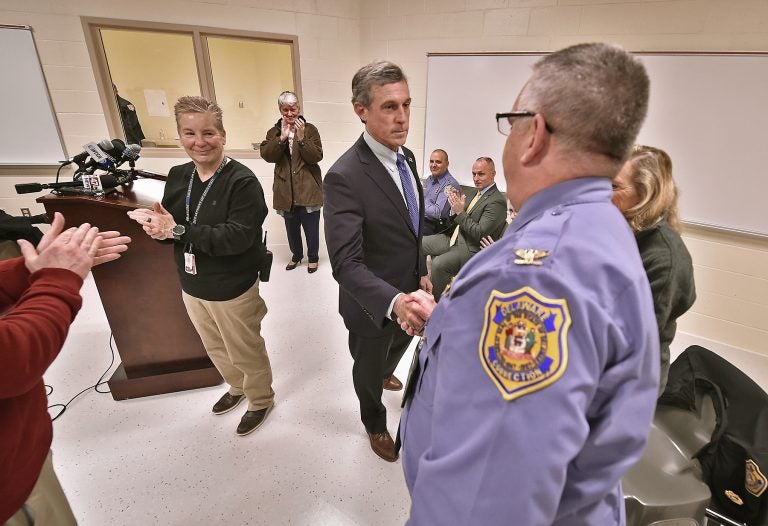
[{"xmin": 422, "ymin": 149, "xmax": 460, "ymax": 235}]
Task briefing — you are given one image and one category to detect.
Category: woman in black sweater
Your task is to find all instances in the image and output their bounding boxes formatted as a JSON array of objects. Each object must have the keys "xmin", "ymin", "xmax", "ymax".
[{"xmin": 128, "ymin": 96, "xmax": 274, "ymax": 435}]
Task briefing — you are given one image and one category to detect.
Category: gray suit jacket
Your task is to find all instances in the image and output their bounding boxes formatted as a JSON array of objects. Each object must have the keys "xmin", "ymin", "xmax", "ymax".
[{"xmin": 452, "ymin": 183, "xmax": 507, "ymax": 256}]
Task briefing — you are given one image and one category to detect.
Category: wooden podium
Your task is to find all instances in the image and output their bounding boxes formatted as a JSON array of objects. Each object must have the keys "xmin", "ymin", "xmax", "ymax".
[{"xmin": 38, "ymin": 178, "xmax": 222, "ymax": 400}]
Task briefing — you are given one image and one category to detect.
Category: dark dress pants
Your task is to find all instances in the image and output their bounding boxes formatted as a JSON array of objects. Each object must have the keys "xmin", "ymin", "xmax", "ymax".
[
  {"xmin": 348, "ymin": 327, "xmax": 412, "ymax": 434},
  {"xmin": 283, "ymin": 206, "xmax": 320, "ymax": 263}
]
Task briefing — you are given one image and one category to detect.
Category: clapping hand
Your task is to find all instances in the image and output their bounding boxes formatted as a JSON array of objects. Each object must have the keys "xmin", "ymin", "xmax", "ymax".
[
  {"xmin": 446, "ymin": 186, "xmax": 466, "ymax": 215},
  {"xmin": 279, "ymin": 119, "xmax": 292, "ymax": 142},
  {"xmin": 18, "ymin": 212, "xmax": 131, "ymax": 279},
  {"xmin": 127, "ymin": 203, "xmax": 176, "ymax": 240},
  {"xmin": 294, "ymin": 117, "xmax": 305, "ymax": 141}
]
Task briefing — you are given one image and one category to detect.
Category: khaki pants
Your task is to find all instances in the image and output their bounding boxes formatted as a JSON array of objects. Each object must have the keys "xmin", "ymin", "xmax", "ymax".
[
  {"xmin": 5, "ymin": 450, "xmax": 77, "ymax": 526},
  {"xmin": 182, "ymin": 281, "xmax": 274, "ymax": 410}
]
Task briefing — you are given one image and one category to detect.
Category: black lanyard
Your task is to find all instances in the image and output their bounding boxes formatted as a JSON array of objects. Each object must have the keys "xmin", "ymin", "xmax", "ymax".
[{"xmin": 185, "ymin": 157, "xmax": 228, "ymax": 225}]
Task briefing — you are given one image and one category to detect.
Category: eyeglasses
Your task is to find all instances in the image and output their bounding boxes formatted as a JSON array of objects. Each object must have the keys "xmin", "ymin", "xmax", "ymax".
[{"xmin": 496, "ymin": 111, "xmax": 554, "ymax": 135}]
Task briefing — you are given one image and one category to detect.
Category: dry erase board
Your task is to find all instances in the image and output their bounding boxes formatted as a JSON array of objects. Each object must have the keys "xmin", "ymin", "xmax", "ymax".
[
  {"xmin": 424, "ymin": 52, "xmax": 766, "ymax": 236},
  {"xmin": 0, "ymin": 25, "xmax": 67, "ymax": 165}
]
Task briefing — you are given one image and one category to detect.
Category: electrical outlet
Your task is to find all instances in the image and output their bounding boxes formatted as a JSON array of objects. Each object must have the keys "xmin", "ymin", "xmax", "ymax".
[{"xmin": 20, "ymin": 208, "xmax": 31, "ymax": 217}]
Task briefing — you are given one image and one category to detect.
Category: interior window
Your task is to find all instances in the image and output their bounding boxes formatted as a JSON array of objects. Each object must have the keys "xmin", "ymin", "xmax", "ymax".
[{"xmin": 85, "ymin": 20, "xmax": 299, "ymax": 154}]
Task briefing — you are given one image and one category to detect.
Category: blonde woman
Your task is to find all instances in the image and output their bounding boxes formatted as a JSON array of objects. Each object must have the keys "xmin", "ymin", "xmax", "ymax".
[{"xmin": 612, "ymin": 145, "xmax": 696, "ymax": 395}]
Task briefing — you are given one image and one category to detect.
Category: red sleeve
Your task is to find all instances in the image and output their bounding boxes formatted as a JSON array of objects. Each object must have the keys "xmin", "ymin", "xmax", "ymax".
[
  {"xmin": 0, "ymin": 261, "xmax": 83, "ymax": 398},
  {"xmin": 0, "ymin": 257, "xmax": 31, "ymax": 308}
]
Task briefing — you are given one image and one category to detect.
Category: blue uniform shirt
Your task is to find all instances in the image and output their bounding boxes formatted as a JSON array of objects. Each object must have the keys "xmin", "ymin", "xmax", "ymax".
[
  {"xmin": 401, "ymin": 177, "xmax": 659, "ymax": 526},
  {"xmin": 423, "ymin": 170, "xmax": 460, "ymax": 221}
]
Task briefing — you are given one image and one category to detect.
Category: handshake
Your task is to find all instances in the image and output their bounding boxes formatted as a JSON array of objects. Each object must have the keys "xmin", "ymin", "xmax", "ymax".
[{"xmin": 393, "ymin": 277, "xmax": 437, "ymax": 336}]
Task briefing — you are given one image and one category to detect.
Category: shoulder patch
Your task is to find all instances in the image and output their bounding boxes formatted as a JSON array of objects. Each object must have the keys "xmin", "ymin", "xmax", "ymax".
[
  {"xmin": 478, "ymin": 287, "xmax": 571, "ymax": 401},
  {"xmin": 746, "ymin": 459, "xmax": 767, "ymax": 497}
]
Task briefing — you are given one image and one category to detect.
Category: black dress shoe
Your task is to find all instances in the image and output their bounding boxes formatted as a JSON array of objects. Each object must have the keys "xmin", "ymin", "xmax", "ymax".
[
  {"xmin": 307, "ymin": 262, "xmax": 318, "ymax": 274},
  {"xmin": 212, "ymin": 392, "xmax": 245, "ymax": 415},
  {"xmin": 236, "ymin": 404, "xmax": 273, "ymax": 436},
  {"xmin": 286, "ymin": 259, "xmax": 302, "ymax": 271},
  {"xmin": 367, "ymin": 430, "xmax": 398, "ymax": 462}
]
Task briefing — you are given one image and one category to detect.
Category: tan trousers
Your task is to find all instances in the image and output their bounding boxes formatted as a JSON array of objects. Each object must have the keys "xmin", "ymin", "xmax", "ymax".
[
  {"xmin": 182, "ymin": 281, "xmax": 274, "ymax": 410},
  {"xmin": 5, "ymin": 450, "xmax": 77, "ymax": 526}
]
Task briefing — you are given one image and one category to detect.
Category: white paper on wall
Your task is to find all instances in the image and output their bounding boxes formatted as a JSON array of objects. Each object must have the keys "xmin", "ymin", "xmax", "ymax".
[{"xmin": 144, "ymin": 89, "xmax": 170, "ymax": 117}]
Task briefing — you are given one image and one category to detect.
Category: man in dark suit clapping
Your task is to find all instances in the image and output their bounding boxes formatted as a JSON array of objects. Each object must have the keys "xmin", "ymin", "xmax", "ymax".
[{"xmin": 324, "ymin": 61, "xmax": 432, "ymax": 462}]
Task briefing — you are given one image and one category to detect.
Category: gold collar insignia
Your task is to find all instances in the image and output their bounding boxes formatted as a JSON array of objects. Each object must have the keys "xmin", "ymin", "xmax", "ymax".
[{"xmin": 514, "ymin": 249, "xmax": 550, "ymax": 266}]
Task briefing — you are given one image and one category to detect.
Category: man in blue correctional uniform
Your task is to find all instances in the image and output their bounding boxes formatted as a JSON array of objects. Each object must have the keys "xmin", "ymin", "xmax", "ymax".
[
  {"xmin": 422, "ymin": 149, "xmax": 460, "ymax": 235},
  {"xmin": 399, "ymin": 42, "xmax": 661, "ymax": 525}
]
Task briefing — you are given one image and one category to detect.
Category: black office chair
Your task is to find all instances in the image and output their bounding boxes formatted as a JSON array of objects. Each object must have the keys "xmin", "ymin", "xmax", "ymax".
[{"xmin": 656, "ymin": 345, "xmax": 768, "ymax": 526}]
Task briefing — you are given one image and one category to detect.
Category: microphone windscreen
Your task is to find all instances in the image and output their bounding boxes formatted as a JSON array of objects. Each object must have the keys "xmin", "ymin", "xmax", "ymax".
[{"xmin": 124, "ymin": 144, "xmax": 141, "ymax": 160}]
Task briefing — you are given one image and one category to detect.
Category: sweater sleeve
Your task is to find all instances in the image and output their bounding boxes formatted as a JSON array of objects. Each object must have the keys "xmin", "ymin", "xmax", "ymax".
[{"xmin": 0, "ymin": 263, "xmax": 83, "ymax": 398}]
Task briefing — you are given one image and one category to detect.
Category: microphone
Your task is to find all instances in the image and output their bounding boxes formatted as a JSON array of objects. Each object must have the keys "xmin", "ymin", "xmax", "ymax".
[
  {"xmin": 81, "ymin": 140, "xmax": 140, "ymax": 175},
  {"xmin": 85, "ymin": 139, "xmax": 125, "ymax": 171},
  {"xmin": 110, "ymin": 168, "xmax": 138, "ymax": 186},
  {"xmin": 67, "ymin": 139, "xmax": 110, "ymax": 170},
  {"xmin": 69, "ymin": 142, "xmax": 112, "ymax": 176},
  {"xmin": 111, "ymin": 143, "xmax": 141, "ymax": 169},
  {"xmin": 71, "ymin": 139, "xmax": 130, "ymax": 176},
  {"xmin": 53, "ymin": 174, "xmax": 122, "ymax": 195},
  {"xmin": 15, "ymin": 174, "xmax": 120, "ymax": 195}
]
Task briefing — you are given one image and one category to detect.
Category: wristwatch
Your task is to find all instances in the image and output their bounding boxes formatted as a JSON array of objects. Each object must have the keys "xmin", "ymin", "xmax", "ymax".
[{"xmin": 172, "ymin": 224, "xmax": 186, "ymax": 240}]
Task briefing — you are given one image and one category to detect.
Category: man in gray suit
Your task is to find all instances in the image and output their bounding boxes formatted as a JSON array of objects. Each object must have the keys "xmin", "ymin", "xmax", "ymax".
[{"xmin": 422, "ymin": 156, "xmax": 507, "ymax": 300}]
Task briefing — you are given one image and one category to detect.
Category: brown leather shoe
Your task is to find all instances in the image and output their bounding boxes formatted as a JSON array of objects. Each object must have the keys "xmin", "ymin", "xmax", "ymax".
[
  {"xmin": 382, "ymin": 374, "xmax": 403, "ymax": 391},
  {"xmin": 367, "ymin": 430, "xmax": 398, "ymax": 462}
]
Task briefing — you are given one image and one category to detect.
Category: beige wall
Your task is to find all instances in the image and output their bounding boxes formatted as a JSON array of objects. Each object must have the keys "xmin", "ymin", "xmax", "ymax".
[
  {"xmin": 1, "ymin": 0, "xmax": 767, "ymax": 356},
  {"xmin": 358, "ymin": 0, "xmax": 768, "ymax": 358},
  {"xmin": 0, "ymin": 0, "xmax": 362, "ymax": 242}
]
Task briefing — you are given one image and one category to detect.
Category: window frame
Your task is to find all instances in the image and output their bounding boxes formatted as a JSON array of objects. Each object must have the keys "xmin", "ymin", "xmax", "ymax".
[{"xmin": 82, "ymin": 17, "xmax": 302, "ymax": 159}]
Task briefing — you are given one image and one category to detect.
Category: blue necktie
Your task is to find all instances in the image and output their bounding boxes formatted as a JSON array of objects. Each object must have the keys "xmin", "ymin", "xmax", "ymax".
[{"xmin": 396, "ymin": 153, "xmax": 419, "ymax": 233}]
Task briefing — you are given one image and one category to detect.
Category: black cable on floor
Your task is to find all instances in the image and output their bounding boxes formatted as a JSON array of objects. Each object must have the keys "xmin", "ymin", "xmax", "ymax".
[{"xmin": 47, "ymin": 333, "xmax": 116, "ymax": 422}]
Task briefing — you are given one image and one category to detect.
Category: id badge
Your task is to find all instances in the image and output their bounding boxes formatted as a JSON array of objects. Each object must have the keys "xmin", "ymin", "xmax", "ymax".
[{"xmin": 184, "ymin": 252, "xmax": 197, "ymax": 275}]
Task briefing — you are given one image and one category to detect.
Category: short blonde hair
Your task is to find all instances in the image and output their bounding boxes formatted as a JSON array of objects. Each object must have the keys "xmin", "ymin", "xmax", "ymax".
[
  {"xmin": 174, "ymin": 96, "xmax": 224, "ymax": 132},
  {"xmin": 621, "ymin": 145, "xmax": 681, "ymax": 232}
]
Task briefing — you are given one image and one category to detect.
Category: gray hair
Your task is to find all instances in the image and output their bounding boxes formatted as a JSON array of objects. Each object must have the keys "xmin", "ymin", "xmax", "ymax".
[
  {"xmin": 278, "ymin": 91, "xmax": 299, "ymax": 107},
  {"xmin": 351, "ymin": 61, "xmax": 407, "ymax": 108},
  {"xmin": 174, "ymin": 95, "xmax": 224, "ymax": 132},
  {"xmin": 518, "ymin": 43, "xmax": 649, "ymax": 164}
]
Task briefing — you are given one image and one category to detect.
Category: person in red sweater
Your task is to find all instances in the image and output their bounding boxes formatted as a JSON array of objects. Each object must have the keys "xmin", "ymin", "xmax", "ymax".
[{"xmin": 0, "ymin": 212, "xmax": 130, "ymax": 525}]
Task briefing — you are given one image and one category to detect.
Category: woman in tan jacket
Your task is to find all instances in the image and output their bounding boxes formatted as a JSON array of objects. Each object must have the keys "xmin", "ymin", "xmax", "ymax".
[{"xmin": 260, "ymin": 91, "xmax": 323, "ymax": 273}]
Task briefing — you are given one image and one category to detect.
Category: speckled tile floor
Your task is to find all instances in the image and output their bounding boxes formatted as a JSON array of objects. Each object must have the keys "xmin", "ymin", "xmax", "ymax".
[
  {"xmin": 45, "ymin": 244, "xmax": 416, "ymax": 526},
  {"xmin": 43, "ymin": 245, "xmax": 768, "ymax": 526}
]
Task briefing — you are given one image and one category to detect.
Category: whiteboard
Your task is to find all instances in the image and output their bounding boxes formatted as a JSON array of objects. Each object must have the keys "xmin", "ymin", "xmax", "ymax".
[
  {"xmin": 0, "ymin": 25, "xmax": 67, "ymax": 165},
  {"xmin": 424, "ymin": 53, "xmax": 766, "ymax": 236}
]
